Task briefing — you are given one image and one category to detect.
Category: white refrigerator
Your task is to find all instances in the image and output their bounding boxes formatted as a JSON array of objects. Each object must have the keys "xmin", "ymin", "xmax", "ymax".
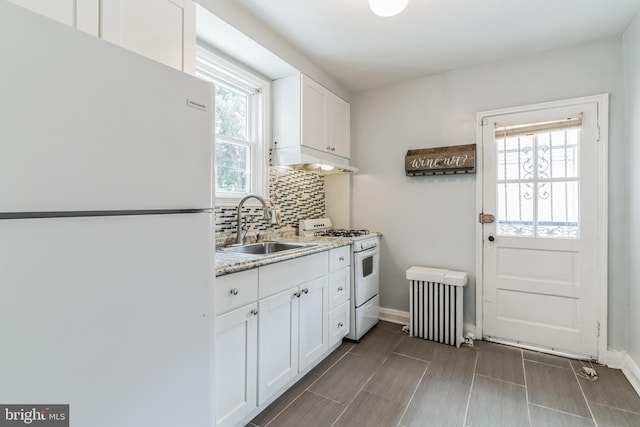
[{"xmin": 0, "ymin": 2, "xmax": 214, "ymax": 426}]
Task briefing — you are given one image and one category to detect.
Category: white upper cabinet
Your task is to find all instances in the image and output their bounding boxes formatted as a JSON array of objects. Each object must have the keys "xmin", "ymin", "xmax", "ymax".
[
  {"xmin": 300, "ymin": 76, "xmax": 327, "ymax": 153},
  {"xmin": 326, "ymin": 91, "xmax": 350, "ymax": 158},
  {"xmin": 6, "ymin": 0, "xmax": 99, "ymax": 35},
  {"xmin": 274, "ymin": 73, "xmax": 351, "ymax": 159},
  {"xmin": 7, "ymin": 0, "xmax": 195, "ymax": 73},
  {"xmin": 101, "ymin": 0, "xmax": 195, "ymax": 73}
]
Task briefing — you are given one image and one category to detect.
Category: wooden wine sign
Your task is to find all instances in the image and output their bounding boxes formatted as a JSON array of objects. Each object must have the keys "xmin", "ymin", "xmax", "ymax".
[{"xmin": 405, "ymin": 144, "xmax": 476, "ymax": 176}]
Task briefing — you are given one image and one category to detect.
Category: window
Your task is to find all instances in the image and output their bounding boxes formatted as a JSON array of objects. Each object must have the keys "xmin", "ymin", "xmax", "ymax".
[
  {"xmin": 195, "ymin": 44, "xmax": 269, "ymax": 201},
  {"xmin": 495, "ymin": 116, "xmax": 581, "ymax": 238}
]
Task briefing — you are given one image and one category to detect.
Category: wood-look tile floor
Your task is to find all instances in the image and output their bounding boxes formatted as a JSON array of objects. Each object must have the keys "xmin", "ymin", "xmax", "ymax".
[{"xmin": 248, "ymin": 321, "xmax": 640, "ymax": 427}]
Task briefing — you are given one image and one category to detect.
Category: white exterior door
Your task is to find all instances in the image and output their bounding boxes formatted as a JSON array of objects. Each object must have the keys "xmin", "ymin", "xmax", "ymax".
[{"xmin": 479, "ymin": 95, "xmax": 607, "ymax": 358}]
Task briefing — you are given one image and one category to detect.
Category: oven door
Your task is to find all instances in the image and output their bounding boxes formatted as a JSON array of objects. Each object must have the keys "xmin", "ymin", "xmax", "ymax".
[{"xmin": 353, "ymin": 246, "xmax": 379, "ymax": 307}]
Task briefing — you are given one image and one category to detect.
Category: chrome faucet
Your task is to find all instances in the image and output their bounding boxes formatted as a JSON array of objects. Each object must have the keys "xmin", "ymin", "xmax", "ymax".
[{"xmin": 235, "ymin": 194, "xmax": 272, "ymax": 245}]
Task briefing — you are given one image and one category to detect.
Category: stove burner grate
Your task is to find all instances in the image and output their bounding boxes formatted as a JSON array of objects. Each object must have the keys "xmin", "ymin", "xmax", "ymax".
[{"xmin": 314, "ymin": 229, "xmax": 370, "ymax": 238}]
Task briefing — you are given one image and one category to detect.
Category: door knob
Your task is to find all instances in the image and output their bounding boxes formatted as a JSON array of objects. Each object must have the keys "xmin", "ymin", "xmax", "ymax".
[{"xmin": 488, "ymin": 235, "xmax": 495, "ymax": 242}]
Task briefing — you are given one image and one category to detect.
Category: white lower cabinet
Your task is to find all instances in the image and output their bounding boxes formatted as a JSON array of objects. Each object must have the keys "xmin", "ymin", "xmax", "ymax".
[
  {"xmin": 328, "ymin": 246, "xmax": 351, "ymax": 346},
  {"xmin": 329, "ymin": 300, "xmax": 350, "ymax": 348},
  {"xmin": 257, "ymin": 286, "xmax": 299, "ymax": 405},
  {"xmin": 257, "ymin": 276, "xmax": 328, "ymax": 405},
  {"xmin": 298, "ymin": 276, "xmax": 329, "ymax": 372},
  {"xmin": 257, "ymin": 252, "xmax": 329, "ymax": 405},
  {"xmin": 214, "ymin": 303, "xmax": 258, "ymax": 427},
  {"xmin": 329, "ymin": 266, "xmax": 349, "ymax": 309},
  {"xmin": 213, "ymin": 247, "xmax": 351, "ymax": 425}
]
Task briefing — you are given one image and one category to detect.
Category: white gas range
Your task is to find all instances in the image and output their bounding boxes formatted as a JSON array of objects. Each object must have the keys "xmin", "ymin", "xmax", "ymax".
[{"xmin": 299, "ymin": 218, "xmax": 380, "ymax": 341}]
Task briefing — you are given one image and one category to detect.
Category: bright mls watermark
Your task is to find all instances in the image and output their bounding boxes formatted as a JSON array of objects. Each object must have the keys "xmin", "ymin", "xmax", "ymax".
[{"xmin": 0, "ymin": 405, "xmax": 68, "ymax": 426}]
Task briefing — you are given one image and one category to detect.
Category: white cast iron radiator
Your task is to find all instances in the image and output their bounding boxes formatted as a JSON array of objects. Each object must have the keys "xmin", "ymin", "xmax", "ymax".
[{"xmin": 406, "ymin": 267, "xmax": 468, "ymax": 348}]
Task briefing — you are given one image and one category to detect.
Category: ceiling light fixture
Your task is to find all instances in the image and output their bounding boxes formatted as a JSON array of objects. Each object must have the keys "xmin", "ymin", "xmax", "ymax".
[{"xmin": 369, "ymin": 0, "xmax": 409, "ymax": 17}]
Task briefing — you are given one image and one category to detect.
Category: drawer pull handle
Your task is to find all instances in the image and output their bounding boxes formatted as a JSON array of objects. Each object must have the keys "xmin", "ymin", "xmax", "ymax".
[
  {"xmin": 338, "ymin": 322, "xmax": 344, "ymax": 328},
  {"xmin": 302, "ymin": 288, "xmax": 309, "ymax": 294},
  {"xmin": 337, "ymin": 287, "xmax": 343, "ymax": 292},
  {"xmin": 338, "ymin": 256, "xmax": 345, "ymax": 261},
  {"xmin": 230, "ymin": 288, "xmax": 239, "ymax": 295},
  {"xmin": 251, "ymin": 309, "xmax": 258, "ymax": 316},
  {"xmin": 294, "ymin": 291, "xmax": 302, "ymax": 298}
]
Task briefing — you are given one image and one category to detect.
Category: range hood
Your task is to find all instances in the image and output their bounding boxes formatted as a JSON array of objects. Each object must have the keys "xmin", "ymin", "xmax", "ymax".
[{"xmin": 273, "ymin": 146, "xmax": 359, "ymax": 174}]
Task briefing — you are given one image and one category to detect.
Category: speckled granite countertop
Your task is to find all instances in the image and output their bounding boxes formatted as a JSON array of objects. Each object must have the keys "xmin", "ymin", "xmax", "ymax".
[{"xmin": 215, "ymin": 236, "xmax": 352, "ymax": 277}]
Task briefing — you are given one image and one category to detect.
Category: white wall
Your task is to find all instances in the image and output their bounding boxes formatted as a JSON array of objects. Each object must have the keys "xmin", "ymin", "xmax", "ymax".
[
  {"xmin": 624, "ymin": 13, "xmax": 640, "ymax": 364},
  {"xmin": 351, "ymin": 37, "xmax": 629, "ymax": 349}
]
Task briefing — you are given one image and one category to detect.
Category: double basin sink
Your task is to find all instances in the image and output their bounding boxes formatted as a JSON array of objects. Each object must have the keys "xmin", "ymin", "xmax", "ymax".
[{"xmin": 217, "ymin": 241, "xmax": 316, "ymax": 256}]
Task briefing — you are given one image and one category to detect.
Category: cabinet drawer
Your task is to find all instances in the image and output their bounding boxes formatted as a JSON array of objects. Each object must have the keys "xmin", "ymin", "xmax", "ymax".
[
  {"xmin": 329, "ymin": 245, "xmax": 350, "ymax": 272},
  {"xmin": 215, "ymin": 269, "xmax": 259, "ymax": 315},
  {"xmin": 329, "ymin": 267, "xmax": 349, "ymax": 311},
  {"xmin": 329, "ymin": 301, "xmax": 350, "ymax": 347},
  {"xmin": 259, "ymin": 252, "xmax": 328, "ymax": 299}
]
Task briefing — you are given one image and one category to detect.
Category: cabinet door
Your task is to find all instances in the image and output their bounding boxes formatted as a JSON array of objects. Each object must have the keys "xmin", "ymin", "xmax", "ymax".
[
  {"xmin": 215, "ymin": 303, "xmax": 258, "ymax": 427},
  {"xmin": 298, "ymin": 276, "xmax": 329, "ymax": 371},
  {"xmin": 301, "ymin": 75, "xmax": 327, "ymax": 152},
  {"xmin": 258, "ymin": 287, "xmax": 299, "ymax": 405},
  {"xmin": 7, "ymin": 0, "xmax": 98, "ymax": 35},
  {"xmin": 101, "ymin": 0, "xmax": 195, "ymax": 72},
  {"xmin": 326, "ymin": 92, "xmax": 350, "ymax": 158}
]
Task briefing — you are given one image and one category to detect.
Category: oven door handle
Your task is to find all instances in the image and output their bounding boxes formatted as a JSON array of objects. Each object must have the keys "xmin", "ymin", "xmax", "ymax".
[{"xmin": 354, "ymin": 246, "xmax": 378, "ymax": 259}]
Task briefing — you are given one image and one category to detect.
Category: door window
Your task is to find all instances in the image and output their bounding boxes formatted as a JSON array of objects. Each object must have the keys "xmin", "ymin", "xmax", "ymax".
[{"xmin": 495, "ymin": 117, "xmax": 581, "ymax": 238}]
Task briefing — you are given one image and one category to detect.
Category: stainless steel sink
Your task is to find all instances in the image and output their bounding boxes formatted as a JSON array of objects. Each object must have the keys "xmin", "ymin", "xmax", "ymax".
[{"xmin": 217, "ymin": 241, "xmax": 316, "ymax": 256}]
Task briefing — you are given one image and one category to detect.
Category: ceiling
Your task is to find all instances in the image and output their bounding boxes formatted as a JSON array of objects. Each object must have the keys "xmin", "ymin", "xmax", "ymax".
[{"xmin": 233, "ymin": 0, "xmax": 640, "ymax": 92}]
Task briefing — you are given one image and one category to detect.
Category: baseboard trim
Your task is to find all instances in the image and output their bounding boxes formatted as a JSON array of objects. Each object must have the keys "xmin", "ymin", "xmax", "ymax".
[
  {"xmin": 379, "ymin": 307, "xmax": 409, "ymax": 325},
  {"xmin": 604, "ymin": 349, "xmax": 627, "ymax": 369},
  {"xmin": 622, "ymin": 353, "xmax": 640, "ymax": 397},
  {"xmin": 601, "ymin": 349, "xmax": 640, "ymax": 397}
]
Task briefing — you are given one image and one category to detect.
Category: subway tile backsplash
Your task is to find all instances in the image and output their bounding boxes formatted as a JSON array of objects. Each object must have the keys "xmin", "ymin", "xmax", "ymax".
[{"xmin": 215, "ymin": 167, "xmax": 325, "ymax": 245}]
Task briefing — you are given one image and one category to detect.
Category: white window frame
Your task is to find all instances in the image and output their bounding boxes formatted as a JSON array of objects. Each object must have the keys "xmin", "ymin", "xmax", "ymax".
[{"xmin": 195, "ymin": 44, "xmax": 270, "ymax": 204}]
